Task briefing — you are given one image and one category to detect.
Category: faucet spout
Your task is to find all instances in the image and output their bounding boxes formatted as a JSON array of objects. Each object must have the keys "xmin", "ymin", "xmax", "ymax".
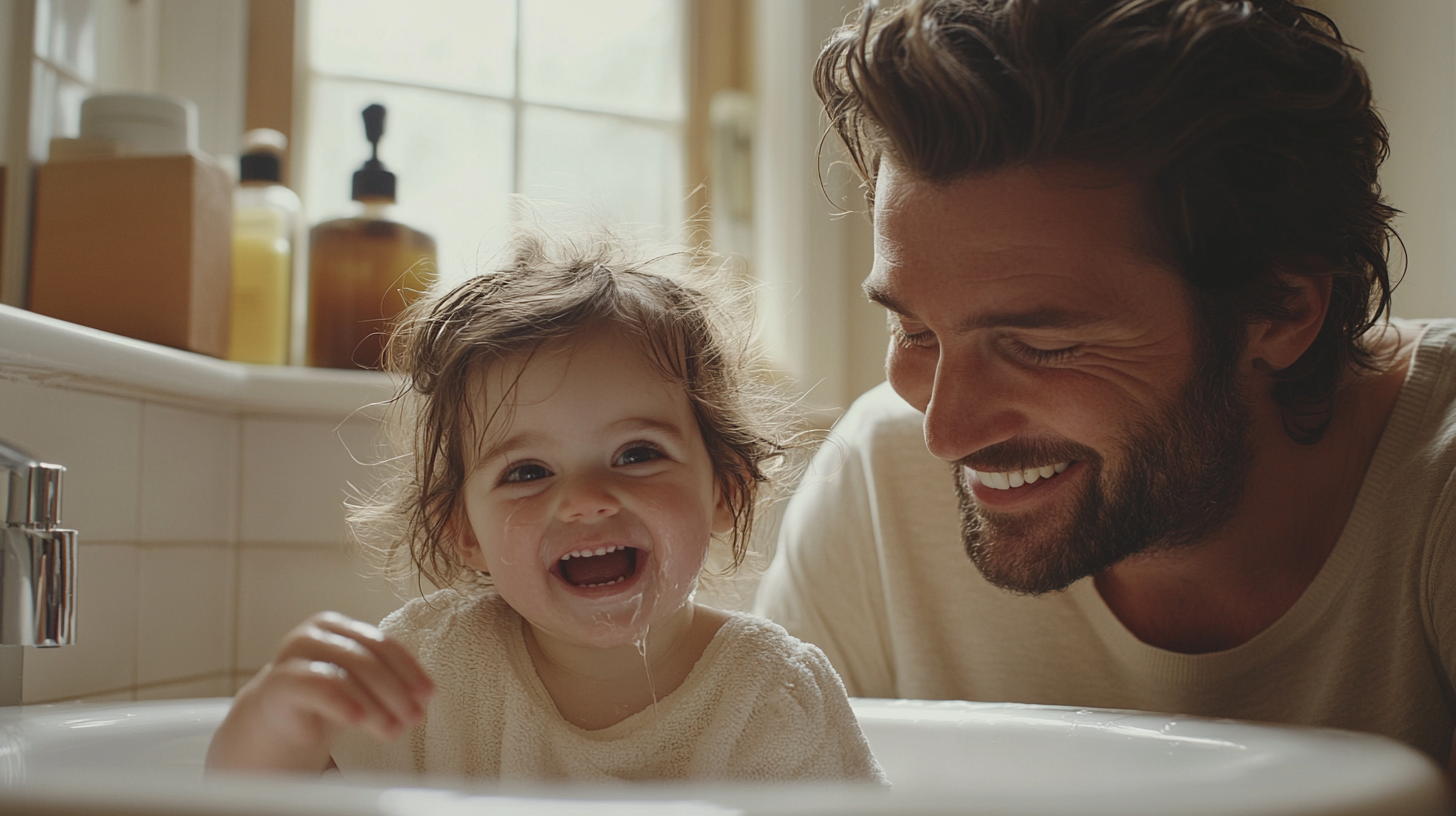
[{"xmin": 1, "ymin": 440, "xmax": 76, "ymax": 648}]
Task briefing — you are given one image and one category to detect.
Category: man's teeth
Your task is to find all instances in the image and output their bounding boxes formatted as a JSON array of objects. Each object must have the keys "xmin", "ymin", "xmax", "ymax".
[
  {"xmin": 559, "ymin": 544, "xmax": 626, "ymax": 561},
  {"xmin": 973, "ymin": 462, "xmax": 1070, "ymax": 490}
]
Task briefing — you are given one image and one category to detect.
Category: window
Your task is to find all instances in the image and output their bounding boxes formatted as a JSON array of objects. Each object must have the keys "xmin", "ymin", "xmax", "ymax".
[{"xmin": 302, "ymin": 0, "xmax": 687, "ymax": 289}]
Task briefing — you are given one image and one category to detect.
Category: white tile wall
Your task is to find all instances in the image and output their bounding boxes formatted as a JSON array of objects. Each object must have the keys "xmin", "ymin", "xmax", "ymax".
[
  {"xmin": 4, "ymin": 378, "xmax": 401, "ymax": 703},
  {"xmin": 1, "ymin": 305, "xmax": 408, "ymax": 704},
  {"xmin": 136, "ymin": 542, "xmax": 236, "ymax": 686},
  {"xmin": 139, "ymin": 404, "xmax": 240, "ymax": 543},
  {"xmin": 240, "ymin": 415, "xmax": 386, "ymax": 545},
  {"xmin": 0, "ymin": 377, "xmax": 142, "ymax": 542},
  {"xmin": 235, "ymin": 543, "xmax": 406, "ymax": 672}
]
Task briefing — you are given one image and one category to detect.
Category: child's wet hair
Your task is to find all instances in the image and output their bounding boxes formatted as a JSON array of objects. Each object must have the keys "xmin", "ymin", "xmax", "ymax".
[{"xmin": 350, "ymin": 226, "xmax": 796, "ymax": 592}]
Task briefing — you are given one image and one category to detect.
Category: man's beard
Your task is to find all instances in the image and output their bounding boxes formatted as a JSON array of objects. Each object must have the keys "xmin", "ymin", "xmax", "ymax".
[{"xmin": 952, "ymin": 349, "xmax": 1254, "ymax": 596}]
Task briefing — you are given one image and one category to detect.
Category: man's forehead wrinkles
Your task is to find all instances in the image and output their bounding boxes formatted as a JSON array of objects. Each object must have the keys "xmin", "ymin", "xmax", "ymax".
[
  {"xmin": 956, "ymin": 307, "xmax": 1105, "ymax": 333},
  {"xmin": 865, "ymin": 266, "xmax": 1110, "ymax": 331}
]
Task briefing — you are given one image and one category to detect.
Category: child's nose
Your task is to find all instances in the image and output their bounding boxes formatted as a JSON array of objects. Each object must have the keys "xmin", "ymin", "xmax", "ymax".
[{"xmin": 557, "ymin": 474, "xmax": 621, "ymax": 520}]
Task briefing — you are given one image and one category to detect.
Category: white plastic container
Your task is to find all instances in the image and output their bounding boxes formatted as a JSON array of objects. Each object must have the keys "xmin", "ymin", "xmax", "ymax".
[{"xmin": 79, "ymin": 92, "xmax": 198, "ymax": 155}]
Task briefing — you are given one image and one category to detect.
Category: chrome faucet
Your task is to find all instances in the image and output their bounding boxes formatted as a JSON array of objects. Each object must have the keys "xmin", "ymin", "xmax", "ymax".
[{"xmin": 0, "ymin": 439, "xmax": 75, "ymax": 649}]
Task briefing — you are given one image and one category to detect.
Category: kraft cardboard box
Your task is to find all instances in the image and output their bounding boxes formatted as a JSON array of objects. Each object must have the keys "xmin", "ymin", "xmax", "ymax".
[{"xmin": 29, "ymin": 153, "xmax": 232, "ymax": 358}]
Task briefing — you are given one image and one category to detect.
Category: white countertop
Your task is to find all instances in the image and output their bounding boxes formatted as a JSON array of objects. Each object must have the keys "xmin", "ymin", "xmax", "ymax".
[{"xmin": 0, "ymin": 304, "xmax": 396, "ymax": 417}]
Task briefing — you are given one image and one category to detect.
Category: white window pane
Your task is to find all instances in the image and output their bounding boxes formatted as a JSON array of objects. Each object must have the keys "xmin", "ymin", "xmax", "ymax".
[
  {"xmin": 520, "ymin": 106, "xmax": 684, "ymax": 235},
  {"xmin": 302, "ymin": 78, "xmax": 515, "ymax": 290},
  {"xmin": 29, "ymin": 66, "xmax": 85, "ymax": 161},
  {"xmin": 311, "ymin": 0, "xmax": 515, "ymax": 98},
  {"xmin": 37, "ymin": 0, "xmax": 97, "ymax": 81},
  {"xmin": 520, "ymin": 0, "xmax": 683, "ymax": 120}
]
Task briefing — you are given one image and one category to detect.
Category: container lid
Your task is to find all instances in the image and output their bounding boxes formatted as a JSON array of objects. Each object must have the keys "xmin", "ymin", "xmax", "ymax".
[
  {"xmin": 351, "ymin": 104, "xmax": 396, "ymax": 202},
  {"xmin": 239, "ymin": 128, "xmax": 288, "ymax": 183},
  {"xmin": 80, "ymin": 92, "xmax": 197, "ymax": 155}
]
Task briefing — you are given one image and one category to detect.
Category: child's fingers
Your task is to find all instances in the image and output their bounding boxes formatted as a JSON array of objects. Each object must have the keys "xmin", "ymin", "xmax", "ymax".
[
  {"xmin": 266, "ymin": 656, "xmax": 402, "ymax": 743},
  {"xmin": 274, "ymin": 614, "xmax": 430, "ymax": 734},
  {"xmin": 312, "ymin": 613, "xmax": 435, "ymax": 698}
]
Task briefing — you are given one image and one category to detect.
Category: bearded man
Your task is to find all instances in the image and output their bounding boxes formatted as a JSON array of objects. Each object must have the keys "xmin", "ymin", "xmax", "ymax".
[{"xmin": 753, "ymin": 0, "xmax": 1456, "ymax": 770}]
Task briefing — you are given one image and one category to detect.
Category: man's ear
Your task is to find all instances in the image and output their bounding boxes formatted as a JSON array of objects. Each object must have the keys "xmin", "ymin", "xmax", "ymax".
[
  {"xmin": 449, "ymin": 509, "xmax": 490, "ymax": 574},
  {"xmin": 1245, "ymin": 269, "xmax": 1333, "ymax": 373}
]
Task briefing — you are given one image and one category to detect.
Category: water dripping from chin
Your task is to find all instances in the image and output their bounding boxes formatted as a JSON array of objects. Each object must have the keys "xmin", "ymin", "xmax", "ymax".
[
  {"xmin": 589, "ymin": 590, "xmax": 646, "ymax": 643},
  {"xmin": 634, "ymin": 625, "xmax": 659, "ymax": 716}
]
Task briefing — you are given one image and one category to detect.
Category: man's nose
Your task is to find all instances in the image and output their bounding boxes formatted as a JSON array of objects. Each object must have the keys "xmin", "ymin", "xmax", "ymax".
[
  {"xmin": 556, "ymin": 473, "xmax": 622, "ymax": 521},
  {"xmin": 919, "ymin": 349, "xmax": 1025, "ymax": 463}
]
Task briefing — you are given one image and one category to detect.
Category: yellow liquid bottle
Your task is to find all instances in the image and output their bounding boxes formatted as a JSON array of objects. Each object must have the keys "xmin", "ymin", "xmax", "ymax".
[{"xmin": 228, "ymin": 130, "xmax": 299, "ymax": 365}]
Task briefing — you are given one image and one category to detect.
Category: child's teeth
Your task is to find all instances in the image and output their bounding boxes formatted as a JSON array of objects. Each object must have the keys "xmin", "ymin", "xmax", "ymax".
[{"xmin": 559, "ymin": 545, "xmax": 624, "ymax": 561}]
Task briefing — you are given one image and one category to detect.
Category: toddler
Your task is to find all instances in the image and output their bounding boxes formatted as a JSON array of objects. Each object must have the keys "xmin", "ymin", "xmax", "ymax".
[{"xmin": 206, "ymin": 228, "xmax": 887, "ymax": 784}]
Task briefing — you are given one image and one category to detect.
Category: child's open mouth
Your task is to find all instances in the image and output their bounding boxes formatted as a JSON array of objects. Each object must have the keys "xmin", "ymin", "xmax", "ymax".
[{"xmin": 556, "ymin": 545, "xmax": 640, "ymax": 589}]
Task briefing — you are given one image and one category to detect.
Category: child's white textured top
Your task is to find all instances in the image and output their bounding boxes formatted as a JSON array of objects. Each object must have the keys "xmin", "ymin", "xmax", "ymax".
[{"xmin": 330, "ymin": 590, "xmax": 888, "ymax": 783}]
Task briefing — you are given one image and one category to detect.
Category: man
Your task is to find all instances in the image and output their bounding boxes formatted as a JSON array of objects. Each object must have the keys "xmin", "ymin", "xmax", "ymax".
[{"xmin": 754, "ymin": 0, "xmax": 1456, "ymax": 768}]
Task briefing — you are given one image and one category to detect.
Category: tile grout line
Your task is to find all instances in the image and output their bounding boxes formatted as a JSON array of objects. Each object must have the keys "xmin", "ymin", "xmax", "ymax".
[
  {"xmin": 130, "ymin": 400, "xmax": 150, "ymax": 699},
  {"xmin": 231, "ymin": 417, "xmax": 246, "ymax": 695},
  {"xmin": 30, "ymin": 670, "xmax": 236, "ymax": 705}
]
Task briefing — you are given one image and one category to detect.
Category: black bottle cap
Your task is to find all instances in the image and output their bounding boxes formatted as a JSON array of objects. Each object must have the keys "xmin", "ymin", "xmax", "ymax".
[
  {"xmin": 351, "ymin": 103, "xmax": 397, "ymax": 202},
  {"xmin": 237, "ymin": 128, "xmax": 288, "ymax": 183},
  {"xmin": 239, "ymin": 152, "xmax": 281, "ymax": 183}
]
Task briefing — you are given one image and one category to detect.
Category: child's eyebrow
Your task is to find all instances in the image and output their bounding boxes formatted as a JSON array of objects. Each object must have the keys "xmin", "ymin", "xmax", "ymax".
[
  {"xmin": 610, "ymin": 417, "xmax": 691, "ymax": 445},
  {"xmin": 476, "ymin": 430, "xmax": 550, "ymax": 467}
]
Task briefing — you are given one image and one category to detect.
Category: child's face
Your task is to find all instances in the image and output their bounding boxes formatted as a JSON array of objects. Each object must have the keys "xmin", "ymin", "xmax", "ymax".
[{"xmin": 454, "ymin": 327, "xmax": 733, "ymax": 650}]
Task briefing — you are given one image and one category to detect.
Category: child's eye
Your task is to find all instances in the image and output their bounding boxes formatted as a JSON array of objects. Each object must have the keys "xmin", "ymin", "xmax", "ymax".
[
  {"xmin": 615, "ymin": 444, "xmax": 666, "ymax": 467},
  {"xmin": 502, "ymin": 462, "xmax": 553, "ymax": 483}
]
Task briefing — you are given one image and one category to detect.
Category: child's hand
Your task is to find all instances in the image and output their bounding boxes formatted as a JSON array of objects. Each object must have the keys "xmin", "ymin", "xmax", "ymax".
[{"xmin": 205, "ymin": 611, "xmax": 434, "ymax": 773}]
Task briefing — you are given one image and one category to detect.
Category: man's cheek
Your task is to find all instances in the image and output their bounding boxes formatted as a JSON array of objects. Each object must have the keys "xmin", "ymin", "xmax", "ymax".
[{"xmin": 887, "ymin": 347, "xmax": 936, "ymax": 413}]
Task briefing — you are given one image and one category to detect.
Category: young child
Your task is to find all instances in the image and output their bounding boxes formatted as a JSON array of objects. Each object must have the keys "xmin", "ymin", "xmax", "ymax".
[{"xmin": 206, "ymin": 228, "xmax": 887, "ymax": 784}]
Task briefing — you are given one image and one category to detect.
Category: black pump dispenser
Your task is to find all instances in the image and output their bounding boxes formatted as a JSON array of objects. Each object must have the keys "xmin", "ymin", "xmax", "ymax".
[{"xmin": 351, "ymin": 104, "xmax": 397, "ymax": 202}]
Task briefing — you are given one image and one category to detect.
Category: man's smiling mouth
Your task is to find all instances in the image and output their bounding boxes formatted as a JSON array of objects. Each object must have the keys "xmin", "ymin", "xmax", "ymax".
[
  {"xmin": 970, "ymin": 462, "xmax": 1071, "ymax": 490},
  {"xmin": 556, "ymin": 545, "xmax": 640, "ymax": 588}
]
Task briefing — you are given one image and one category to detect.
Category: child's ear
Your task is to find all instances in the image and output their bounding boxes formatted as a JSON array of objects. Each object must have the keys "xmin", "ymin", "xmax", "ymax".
[
  {"xmin": 1245, "ymin": 268, "xmax": 1333, "ymax": 373},
  {"xmin": 448, "ymin": 509, "xmax": 491, "ymax": 574}
]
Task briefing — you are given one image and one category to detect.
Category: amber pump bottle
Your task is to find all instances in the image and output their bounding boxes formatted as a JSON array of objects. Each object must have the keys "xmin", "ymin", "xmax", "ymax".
[{"xmin": 306, "ymin": 104, "xmax": 435, "ymax": 370}]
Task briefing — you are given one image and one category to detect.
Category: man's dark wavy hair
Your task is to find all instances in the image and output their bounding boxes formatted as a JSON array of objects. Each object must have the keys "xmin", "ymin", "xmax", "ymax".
[{"xmin": 818, "ymin": 0, "xmax": 1398, "ymax": 442}]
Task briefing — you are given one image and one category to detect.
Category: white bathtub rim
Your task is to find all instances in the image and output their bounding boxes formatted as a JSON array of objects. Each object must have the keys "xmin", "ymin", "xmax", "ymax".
[{"xmin": 0, "ymin": 697, "xmax": 1449, "ymax": 816}]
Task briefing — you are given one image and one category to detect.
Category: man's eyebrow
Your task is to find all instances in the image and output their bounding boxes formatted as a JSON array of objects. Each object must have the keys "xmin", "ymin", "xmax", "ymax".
[
  {"xmin": 862, "ymin": 279, "xmax": 1103, "ymax": 332},
  {"xmin": 863, "ymin": 278, "xmax": 910, "ymax": 315}
]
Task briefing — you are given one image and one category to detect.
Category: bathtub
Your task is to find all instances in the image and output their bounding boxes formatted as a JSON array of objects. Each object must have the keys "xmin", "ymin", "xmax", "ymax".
[{"xmin": 0, "ymin": 697, "xmax": 1448, "ymax": 815}]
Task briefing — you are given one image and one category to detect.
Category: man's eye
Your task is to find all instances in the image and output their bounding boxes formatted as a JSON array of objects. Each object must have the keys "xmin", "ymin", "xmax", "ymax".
[
  {"xmin": 616, "ymin": 445, "xmax": 665, "ymax": 467},
  {"xmin": 502, "ymin": 463, "xmax": 552, "ymax": 483},
  {"xmin": 889, "ymin": 315, "xmax": 937, "ymax": 349},
  {"xmin": 1008, "ymin": 341, "xmax": 1080, "ymax": 365}
]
